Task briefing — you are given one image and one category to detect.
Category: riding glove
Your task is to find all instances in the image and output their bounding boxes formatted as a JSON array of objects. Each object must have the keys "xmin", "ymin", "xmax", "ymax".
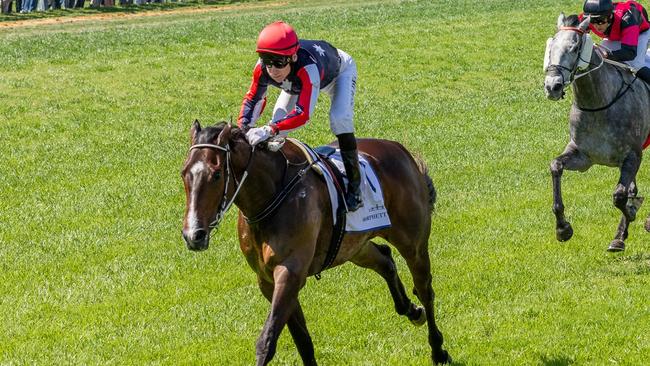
[{"xmin": 246, "ymin": 125, "xmax": 276, "ymax": 146}]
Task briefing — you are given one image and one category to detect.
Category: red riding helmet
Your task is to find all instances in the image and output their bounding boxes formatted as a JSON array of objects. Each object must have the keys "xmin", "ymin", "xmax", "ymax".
[{"xmin": 256, "ymin": 21, "xmax": 300, "ymax": 56}]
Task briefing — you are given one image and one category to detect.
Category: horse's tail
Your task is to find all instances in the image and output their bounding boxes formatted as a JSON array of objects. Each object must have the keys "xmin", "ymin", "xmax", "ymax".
[{"xmin": 414, "ymin": 156, "xmax": 436, "ymax": 213}]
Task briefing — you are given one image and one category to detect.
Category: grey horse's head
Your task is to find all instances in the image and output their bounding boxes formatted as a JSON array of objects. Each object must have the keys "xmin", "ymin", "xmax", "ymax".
[{"xmin": 543, "ymin": 13, "xmax": 592, "ymax": 100}]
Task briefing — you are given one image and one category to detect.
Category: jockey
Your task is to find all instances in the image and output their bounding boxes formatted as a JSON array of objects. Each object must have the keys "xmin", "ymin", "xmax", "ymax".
[
  {"xmin": 581, "ymin": 0, "xmax": 650, "ymax": 84},
  {"xmin": 238, "ymin": 21, "xmax": 363, "ymax": 212}
]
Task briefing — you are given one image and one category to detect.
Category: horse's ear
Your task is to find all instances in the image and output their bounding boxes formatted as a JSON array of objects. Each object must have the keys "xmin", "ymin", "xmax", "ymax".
[
  {"xmin": 191, "ymin": 119, "xmax": 202, "ymax": 145},
  {"xmin": 579, "ymin": 15, "xmax": 590, "ymax": 31},
  {"xmin": 217, "ymin": 123, "xmax": 231, "ymax": 146},
  {"xmin": 557, "ymin": 12, "xmax": 566, "ymax": 30}
]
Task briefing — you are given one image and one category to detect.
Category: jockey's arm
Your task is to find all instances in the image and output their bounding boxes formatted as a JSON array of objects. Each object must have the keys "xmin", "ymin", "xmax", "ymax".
[
  {"xmin": 238, "ymin": 63, "xmax": 268, "ymax": 129},
  {"xmin": 609, "ymin": 8, "xmax": 644, "ymax": 62},
  {"xmin": 272, "ymin": 65, "xmax": 320, "ymax": 132}
]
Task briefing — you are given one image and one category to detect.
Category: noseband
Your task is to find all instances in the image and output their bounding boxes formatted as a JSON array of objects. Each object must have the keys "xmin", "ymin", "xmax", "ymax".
[{"xmin": 189, "ymin": 143, "xmax": 255, "ymax": 230}]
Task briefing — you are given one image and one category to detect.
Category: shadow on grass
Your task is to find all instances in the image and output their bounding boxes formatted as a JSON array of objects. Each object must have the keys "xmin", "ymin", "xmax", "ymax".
[
  {"xmin": 540, "ymin": 355, "xmax": 574, "ymax": 366},
  {"xmin": 0, "ymin": 0, "xmax": 257, "ymax": 23},
  {"xmin": 600, "ymin": 251, "xmax": 650, "ymax": 276}
]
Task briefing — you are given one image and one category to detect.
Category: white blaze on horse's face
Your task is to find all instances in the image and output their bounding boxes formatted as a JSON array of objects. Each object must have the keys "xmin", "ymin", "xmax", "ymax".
[{"xmin": 186, "ymin": 161, "xmax": 208, "ymax": 232}]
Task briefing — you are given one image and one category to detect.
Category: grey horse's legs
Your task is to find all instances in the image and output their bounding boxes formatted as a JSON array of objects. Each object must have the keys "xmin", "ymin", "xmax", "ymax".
[
  {"xmin": 609, "ymin": 151, "xmax": 642, "ymax": 252},
  {"xmin": 550, "ymin": 144, "xmax": 593, "ymax": 242}
]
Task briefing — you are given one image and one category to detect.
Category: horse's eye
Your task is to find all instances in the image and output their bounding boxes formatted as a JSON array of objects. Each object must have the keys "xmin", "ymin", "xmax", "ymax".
[{"xmin": 212, "ymin": 171, "xmax": 221, "ymax": 181}]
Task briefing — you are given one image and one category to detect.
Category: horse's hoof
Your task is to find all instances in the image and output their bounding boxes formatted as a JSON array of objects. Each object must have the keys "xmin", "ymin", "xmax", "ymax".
[
  {"xmin": 433, "ymin": 349, "xmax": 451, "ymax": 364},
  {"xmin": 556, "ymin": 222, "xmax": 573, "ymax": 242},
  {"xmin": 645, "ymin": 217, "xmax": 650, "ymax": 232},
  {"xmin": 607, "ymin": 239, "xmax": 625, "ymax": 252},
  {"xmin": 409, "ymin": 306, "xmax": 426, "ymax": 326}
]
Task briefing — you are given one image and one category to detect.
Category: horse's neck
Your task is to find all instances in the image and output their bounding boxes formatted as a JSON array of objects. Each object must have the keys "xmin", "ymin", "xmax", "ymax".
[
  {"xmin": 231, "ymin": 142, "xmax": 289, "ymax": 217},
  {"xmin": 572, "ymin": 52, "xmax": 621, "ymax": 108}
]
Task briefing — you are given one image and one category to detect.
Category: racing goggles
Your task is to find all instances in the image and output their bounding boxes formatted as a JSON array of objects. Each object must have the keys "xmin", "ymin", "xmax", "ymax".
[
  {"xmin": 589, "ymin": 15, "xmax": 610, "ymax": 25},
  {"xmin": 259, "ymin": 54, "xmax": 291, "ymax": 68}
]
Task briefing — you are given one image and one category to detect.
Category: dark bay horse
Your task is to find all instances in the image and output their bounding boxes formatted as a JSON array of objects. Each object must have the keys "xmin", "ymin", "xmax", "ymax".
[
  {"xmin": 180, "ymin": 121, "xmax": 451, "ymax": 365},
  {"xmin": 544, "ymin": 14, "xmax": 650, "ymax": 252}
]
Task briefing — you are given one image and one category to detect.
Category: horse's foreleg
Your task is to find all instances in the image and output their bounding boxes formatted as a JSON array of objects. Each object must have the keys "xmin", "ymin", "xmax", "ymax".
[
  {"xmin": 550, "ymin": 146, "xmax": 592, "ymax": 242},
  {"xmin": 255, "ymin": 265, "xmax": 304, "ymax": 366},
  {"xmin": 259, "ymin": 277, "xmax": 316, "ymax": 365},
  {"xmin": 350, "ymin": 241, "xmax": 423, "ymax": 324},
  {"xmin": 286, "ymin": 300, "xmax": 317, "ymax": 366},
  {"xmin": 610, "ymin": 152, "xmax": 642, "ymax": 252}
]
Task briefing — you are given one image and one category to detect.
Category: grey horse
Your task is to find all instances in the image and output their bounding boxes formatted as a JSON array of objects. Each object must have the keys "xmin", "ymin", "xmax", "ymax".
[{"xmin": 544, "ymin": 13, "xmax": 650, "ymax": 252}]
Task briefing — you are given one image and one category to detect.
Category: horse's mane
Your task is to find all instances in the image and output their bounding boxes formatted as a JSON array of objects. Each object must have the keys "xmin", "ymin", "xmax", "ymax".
[{"xmin": 196, "ymin": 121, "xmax": 246, "ymax": 145}]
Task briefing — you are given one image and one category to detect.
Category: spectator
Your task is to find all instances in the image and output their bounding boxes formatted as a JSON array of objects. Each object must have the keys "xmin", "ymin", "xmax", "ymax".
[
  {"xmin": 21, "ymin": 0, "xmax": 35, "ymax": 13},
  {"xmin": 1, "ymin": 0, "xmax": 12, "ymax": 14}
]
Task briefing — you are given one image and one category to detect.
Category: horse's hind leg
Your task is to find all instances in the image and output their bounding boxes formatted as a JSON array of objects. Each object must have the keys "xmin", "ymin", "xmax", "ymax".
[
  {"xmin": 610, "ymin": 152, "xmax": 642, "ymax": 252},
  {"xmin": 398, "ymin": 240, "xmax": 451, "ymax": 365},
  {"xmin": 350, "ymin": 241, "xmax": 425, "ymax": 325},
  {"xmin": 550, "ymin": 144, "xmax": 592, "ymax": 242}
]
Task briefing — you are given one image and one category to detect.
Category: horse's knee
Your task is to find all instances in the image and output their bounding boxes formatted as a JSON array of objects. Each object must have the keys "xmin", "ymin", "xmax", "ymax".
[
  {"xmin": 550, "ymin": 159, "xmax": 563, "ymax": 176},
  {"xmin": 613, "ymin": 186, "xmax": 628, "ymax": 207}
]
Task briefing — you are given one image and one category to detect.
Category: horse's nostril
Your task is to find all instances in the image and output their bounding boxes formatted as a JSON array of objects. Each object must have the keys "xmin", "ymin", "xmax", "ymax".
[
  {"xmin": 552, "ymin": 83, "xmax": 563, "ymax": 92},
  {"xmin": 193, "ymin": 229, "xmax": 207, "ymax": 242}
]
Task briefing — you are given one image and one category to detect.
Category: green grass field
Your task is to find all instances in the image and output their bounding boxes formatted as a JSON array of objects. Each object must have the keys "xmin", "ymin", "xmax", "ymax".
[{"xmin": 2, "ymin": 0, "xmax": 650, "ymax": 364}]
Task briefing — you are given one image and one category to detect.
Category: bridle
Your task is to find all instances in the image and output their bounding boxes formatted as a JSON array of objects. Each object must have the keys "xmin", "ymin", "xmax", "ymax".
[
  {"xmin": 544, "ymin": 26, "xmax": 603, "ymax": 90},
  {"xmin": 188, "ymin": 143, "xmax": 255, "ymax": 230},
  {"xmin": 544, "ymin": 25, "xmax": 640, "ymax": 111}
]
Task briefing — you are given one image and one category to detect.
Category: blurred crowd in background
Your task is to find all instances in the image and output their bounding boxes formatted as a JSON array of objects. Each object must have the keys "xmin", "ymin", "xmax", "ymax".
[{"xmin": 1, "ymin": 0, "xmax": 168, "ymax": 13}]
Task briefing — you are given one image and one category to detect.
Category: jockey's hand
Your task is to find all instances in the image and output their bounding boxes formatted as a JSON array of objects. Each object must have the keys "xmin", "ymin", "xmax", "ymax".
[{"xmin": 246, "ymin": 125, "xmax": 276, "ymax": 146}]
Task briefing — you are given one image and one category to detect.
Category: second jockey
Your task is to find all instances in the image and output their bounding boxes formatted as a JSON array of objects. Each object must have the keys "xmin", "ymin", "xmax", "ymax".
[
  {"xmin": 581, "ymin": 0, "xmax": 650, "ymax": 84},
  {"xmin": 238, "ymin": 21, "xmax": 363, "ymax": 212}
]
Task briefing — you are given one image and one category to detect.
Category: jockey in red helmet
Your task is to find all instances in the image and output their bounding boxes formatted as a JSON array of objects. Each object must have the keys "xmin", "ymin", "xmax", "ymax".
[
  {"xmin": 580, "ymin": 0, "xmax": 650, "ymax": 84},
  {"xmin": 238, "ymin": 21, "xmax": 363, "ymax": 212}
]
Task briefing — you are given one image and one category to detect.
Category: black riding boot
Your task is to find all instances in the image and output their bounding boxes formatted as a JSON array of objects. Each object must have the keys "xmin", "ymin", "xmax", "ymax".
[
  {"xmin": 337, "ymin": 133, "xmax": 363, "ymax": 212},
  {"xmin": 637, "ymin": 67, "xmax": 650, "ymax": 85}
]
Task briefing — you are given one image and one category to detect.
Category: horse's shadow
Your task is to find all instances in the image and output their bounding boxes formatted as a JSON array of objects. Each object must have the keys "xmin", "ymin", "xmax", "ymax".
[
  {"xmin": 603, "ymin": 251, "xmax": 650, "ymax": 276},
  {"xmin": 540, "ymin": 355, "xmax": 574, "ymax": 366}
]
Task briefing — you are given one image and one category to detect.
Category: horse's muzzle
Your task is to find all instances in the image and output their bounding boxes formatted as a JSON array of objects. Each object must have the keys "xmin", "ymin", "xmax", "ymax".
[
  {"xmin": 544, "ymin": 76, "xmax": 565, "ymax": 101},
  {"xmin": 182, "ymin": 228, "xmax": 209, "ymax": 251}
]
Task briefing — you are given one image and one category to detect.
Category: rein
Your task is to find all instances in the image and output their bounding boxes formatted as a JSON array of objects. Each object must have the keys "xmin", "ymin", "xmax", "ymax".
[
  {"xmin": 189, "ymin": 143, "xmax": 255, "ymax": 230},
  {"xmin": 244, "ymin": 153, "xmax": 318, "ymax": 224},
  {"xmin": 576, "ymin": 66, "xmax": 639, "ymax": 112},
  {"xmin": 190, "ymin": 140, "xmax": 318, "ymax": 228}
]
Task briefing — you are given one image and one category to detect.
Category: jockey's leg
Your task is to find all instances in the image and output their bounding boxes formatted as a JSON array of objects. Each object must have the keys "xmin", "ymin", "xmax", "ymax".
[
  {"xmin": 337, "ymin": 133, "xmax": 363, "ymax": 212},
  {"xmin": 327, "ymin": 49, "xmax": 361, "ymax": 211},
  {"xmin": 630, "ymin": 31, "xmax": 650, "ymax": 84}
]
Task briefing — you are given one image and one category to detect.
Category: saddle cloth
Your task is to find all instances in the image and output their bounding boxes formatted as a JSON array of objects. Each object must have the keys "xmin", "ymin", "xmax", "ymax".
[{"xmin": 287, "ymin": 138, "xmax": 392, "ymax": 233}]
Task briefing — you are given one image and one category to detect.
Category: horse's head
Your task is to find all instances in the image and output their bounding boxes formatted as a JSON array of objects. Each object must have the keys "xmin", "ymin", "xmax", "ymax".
[
  {"xmin": 543, "ymin": 13, "xmax": 593, "ymax": 100},
  {"xmin": 181, "ymin": 120, "xmax": 236, "ymax": 251}
]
